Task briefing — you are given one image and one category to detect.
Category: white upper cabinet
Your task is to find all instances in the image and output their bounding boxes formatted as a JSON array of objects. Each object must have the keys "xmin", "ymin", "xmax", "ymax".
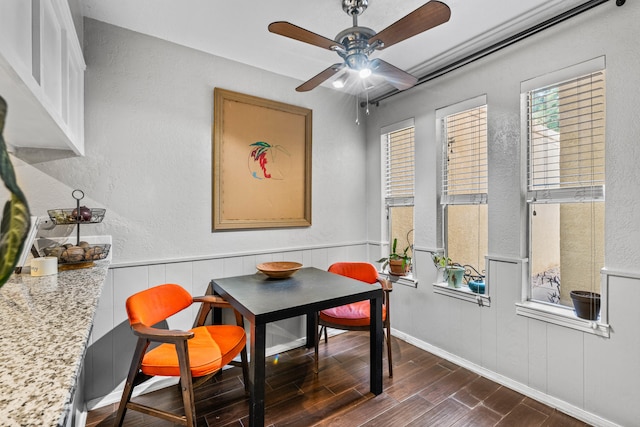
[{"xmin": 0, "ymin": 0, "xmax": 85, "ymax": 155}]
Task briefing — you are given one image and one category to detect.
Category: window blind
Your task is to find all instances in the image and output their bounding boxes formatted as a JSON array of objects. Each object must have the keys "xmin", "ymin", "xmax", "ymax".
[
  {"xmin": 441, "ymin": 105, "xmax": 488, "ymax": 205},
  {"xmin": 384, "ymin": 126, "xmax": 415, "ymax": 206},
  {"xmin": 527, "ymin": 70, "xmax": 605, "ymax": 202}
]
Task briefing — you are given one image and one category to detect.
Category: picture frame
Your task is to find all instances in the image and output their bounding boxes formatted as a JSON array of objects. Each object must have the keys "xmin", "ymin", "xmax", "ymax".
[{"xmin": 212, "ymin": 88, "xmax": 312, "ymax": 230}]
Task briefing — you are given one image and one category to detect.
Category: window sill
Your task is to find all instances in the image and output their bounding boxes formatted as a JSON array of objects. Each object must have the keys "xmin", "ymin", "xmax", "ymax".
[
  {"xmin": 515, "ymin": 301, "xmax": 610, "ymax": 338},
  {"xmin": 433, "ymin": 282, "xmax": 491, "ymax": 306},
  {"xmin": 380, "ymin": 271, "xmax": 418, "ymax": 288}
]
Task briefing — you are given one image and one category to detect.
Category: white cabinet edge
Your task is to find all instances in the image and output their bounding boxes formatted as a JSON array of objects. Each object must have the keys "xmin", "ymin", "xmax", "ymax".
[{"xmin": 0, "ymin": 0, "xmax": 85, "ymax": 155}]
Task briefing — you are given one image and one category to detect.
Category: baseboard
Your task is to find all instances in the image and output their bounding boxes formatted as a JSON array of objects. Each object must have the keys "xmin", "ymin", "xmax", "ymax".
[
  {"xmin": 86, "ymin": 377, "xmax": 179, "ymax": 411},
  {"xmin": 390, "ymin": 328, "xmax": 620, "ymax": 427},
  {"xmin": 74, "ymin": 407, "xmax": 87, "ymax": 427}
]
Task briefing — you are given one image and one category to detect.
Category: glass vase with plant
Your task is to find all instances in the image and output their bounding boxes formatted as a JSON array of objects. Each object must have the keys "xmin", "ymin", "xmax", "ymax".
[{"xmin": 430, "ymin": 252, "xmax": 466, "ymax": 288}]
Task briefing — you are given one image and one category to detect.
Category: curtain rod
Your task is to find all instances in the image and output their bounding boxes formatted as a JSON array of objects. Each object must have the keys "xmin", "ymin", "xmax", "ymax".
[{"xmin": 368, "ymin": 0, "xmax": 621, "ymax": 105}]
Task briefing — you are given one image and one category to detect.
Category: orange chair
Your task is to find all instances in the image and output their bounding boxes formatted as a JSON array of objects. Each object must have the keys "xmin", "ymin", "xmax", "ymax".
[
  {"xmin": 315, "ymin": 262, "xmax": 394, "ymax": 377},
  {"xmin": 115, "ymin": 284, "xmax": 248, "ymax": 427}
]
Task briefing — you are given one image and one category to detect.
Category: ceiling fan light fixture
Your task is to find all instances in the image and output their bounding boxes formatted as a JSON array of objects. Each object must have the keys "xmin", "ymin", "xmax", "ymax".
[
  {"xmin": 332, "ymin": 77, "xmax": 346, "ymax": 88},
  {"xmin": 359, "ymin": 67, "xmax": 372, "ymax": 79}
]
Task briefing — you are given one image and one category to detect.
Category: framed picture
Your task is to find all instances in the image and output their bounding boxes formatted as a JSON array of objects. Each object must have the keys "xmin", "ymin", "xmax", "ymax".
[{"xmin": 212, "ymin": 88, "xmax": 312, "ymax": 230}]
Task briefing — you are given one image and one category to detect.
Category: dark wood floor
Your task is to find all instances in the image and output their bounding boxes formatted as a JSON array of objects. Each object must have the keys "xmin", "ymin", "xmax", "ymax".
[{"xmin": 87, "ymin": 331, "xmax": 590, "ymax": 427}]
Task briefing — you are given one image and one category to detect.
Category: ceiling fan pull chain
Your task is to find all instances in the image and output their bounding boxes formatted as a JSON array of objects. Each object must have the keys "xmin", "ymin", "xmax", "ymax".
[
  {"xmin": 355, "ymin": 94, "xmax": 360, "ymax": 125},
  {"xmin": 365, "ymin": 86, "xmax": 370, "ymax": 115}
]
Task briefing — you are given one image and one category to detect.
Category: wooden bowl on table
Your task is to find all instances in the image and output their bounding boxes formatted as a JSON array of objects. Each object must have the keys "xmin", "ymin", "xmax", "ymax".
[{"xmin": 256, "ymin": 262, "xmax": 302, "ymax": 279}]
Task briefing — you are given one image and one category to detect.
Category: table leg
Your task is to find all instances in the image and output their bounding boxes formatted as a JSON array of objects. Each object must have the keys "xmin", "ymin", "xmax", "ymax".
[
  {"xmin": 305, "ymin": 312, "xmax": 316, "ymax": 348},
  {"xmin": 370, "ymin": 294, "xmax": 383, "ymax": 395},
  {"xmin": 249, "ymin": 322, "xmax": 266, "ymax": 426}
]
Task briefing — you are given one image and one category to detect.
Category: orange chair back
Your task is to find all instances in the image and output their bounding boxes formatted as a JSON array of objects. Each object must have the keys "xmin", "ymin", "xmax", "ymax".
[
  {"xmin": 126, "ymin": 284, "xmax": 193, "ymax": 327},
  {"xmin": 328, "ymin": 262, "xmax": 378, "ymax": 284}
]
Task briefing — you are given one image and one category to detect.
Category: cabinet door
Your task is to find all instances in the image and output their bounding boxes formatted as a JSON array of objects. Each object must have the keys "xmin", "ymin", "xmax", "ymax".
[
  {"xmin": 0, "ymin": 0, "xmax": 32, "ymax": 78},
  {"xmin": 0, "ymin": 0, "xmax": 85, "ymax": 155}
]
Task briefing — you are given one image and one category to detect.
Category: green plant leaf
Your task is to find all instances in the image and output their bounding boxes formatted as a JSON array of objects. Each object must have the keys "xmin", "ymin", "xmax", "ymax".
[
  {"xmin": 0, "ymin": 196, "xmax": 30, "ymax": 284},
  {"xmin": 0, "ymin": 96, "xmax": 31, "ymax": 287}
]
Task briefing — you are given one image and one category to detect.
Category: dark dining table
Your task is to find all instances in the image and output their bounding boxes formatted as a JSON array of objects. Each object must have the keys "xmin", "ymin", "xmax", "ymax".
[{"xmin": 211, "ymin": 266, "xmax": 384, "ymax": 427}]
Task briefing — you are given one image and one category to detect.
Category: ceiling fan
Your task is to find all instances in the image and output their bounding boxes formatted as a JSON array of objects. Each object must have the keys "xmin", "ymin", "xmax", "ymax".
[{"xmin": 268, "ymin": 0, "xmax": 451, "ymax": 92}]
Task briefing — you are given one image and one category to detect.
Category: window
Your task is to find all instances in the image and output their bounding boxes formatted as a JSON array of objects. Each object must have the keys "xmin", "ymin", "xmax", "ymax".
[
  {"xmin": 525, "ymin": 59, "xmax": 605, "ymax": 315},
  {"xmin": 437, "ymin": 96, "xmax": 488, "ymax": 294},
  {"xmin": 382, "ymin": 119, "xmax": 415, "ymax": 277}
]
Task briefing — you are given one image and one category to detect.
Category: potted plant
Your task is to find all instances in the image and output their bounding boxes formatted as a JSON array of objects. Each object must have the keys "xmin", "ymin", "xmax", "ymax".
[
  {"xmin": 570, "ymin": 290, "xmax": 601, "ymax": 320},
  {"xmin": 431, "ymin": 253, "xmax": 451, "ymax": 270},
  {"xmin": 0, "ymin": 96, "xmax": 31, "ymax": 288},
  {"xmin": 377, "ymin": 238, "xmax": 412, "ymax": 276}
]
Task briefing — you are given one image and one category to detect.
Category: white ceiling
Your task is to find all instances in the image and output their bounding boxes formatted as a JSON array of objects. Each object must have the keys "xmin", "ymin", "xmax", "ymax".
[{"xmin": 81, "ymin": 0, "xmax": 589, "ymax": 96}]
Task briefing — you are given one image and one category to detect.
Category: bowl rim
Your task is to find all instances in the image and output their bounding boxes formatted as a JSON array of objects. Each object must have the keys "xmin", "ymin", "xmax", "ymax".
[{"xmin": 256, "ymin": 261, "xmax": 303, "ymax": 272}]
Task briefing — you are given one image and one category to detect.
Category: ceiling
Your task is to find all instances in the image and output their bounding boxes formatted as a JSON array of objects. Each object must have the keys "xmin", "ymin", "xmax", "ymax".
[{"xmin": 81, "ymin": 0, "xmax": 591, "ymax": 97}]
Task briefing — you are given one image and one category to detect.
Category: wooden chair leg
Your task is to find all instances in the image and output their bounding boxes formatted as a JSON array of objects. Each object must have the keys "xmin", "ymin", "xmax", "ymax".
[
  {"xmin": 233, "ymin": 310, "xmax": 250, "ymax": 394},
  {"xmin": 384, "ymin": 290, "xmax": 393, "ymax": 377},
  {"xmin": 176, "ymin": 341, "xmax": 196, "ymax": 427},
  {"xmin": 239, "ymin": 346, "xmax": 250, "ymax": 394},
  {"xmin": 115, "ymin": 338, "xmax": 149, "ymax": 426},
  {"xmin": 385, "ymin": 326, "xmax": 393, "ymax": 377},
  {"xmin": 314, "ymin": 314, "xmax": 320, "ymax": 374}
]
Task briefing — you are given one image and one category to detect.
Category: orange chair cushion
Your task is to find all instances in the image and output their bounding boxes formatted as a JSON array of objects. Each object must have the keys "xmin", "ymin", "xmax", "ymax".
[
  {"xmin": 127, "ymin": 284, "xmax": 193, "ymax": 327},
  {"xmin": 141, "ymin": 325, "xmax": 246, "ymax": 377},
  {"xmin": 319, "ymin": 300, "xmax": 387, "ymax": 327}
]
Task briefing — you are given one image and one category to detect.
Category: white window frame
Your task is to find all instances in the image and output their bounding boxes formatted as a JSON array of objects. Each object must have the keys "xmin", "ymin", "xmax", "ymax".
[
  {"xmin": 433, "ymin": 95, "xmax": 490, "ymax": 305},
  {"xmin": 515, "ymin": 56, "xmax": 610, "ymax": 337},
  {"xmin": 380, "ymin": 118, "xmax": 416, "ymax": 286}
]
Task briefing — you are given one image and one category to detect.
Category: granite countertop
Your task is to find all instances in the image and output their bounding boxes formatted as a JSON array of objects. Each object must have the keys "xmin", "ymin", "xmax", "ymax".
[{"xmin": 0, "ymin": 261, "xmax": 109, "ymax": 426}]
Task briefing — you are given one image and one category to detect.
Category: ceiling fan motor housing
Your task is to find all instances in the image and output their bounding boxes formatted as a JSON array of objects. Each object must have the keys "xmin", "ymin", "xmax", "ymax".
[{"xmin": 335, "ymin": 26, "xmax": 376, "ymax": 71}]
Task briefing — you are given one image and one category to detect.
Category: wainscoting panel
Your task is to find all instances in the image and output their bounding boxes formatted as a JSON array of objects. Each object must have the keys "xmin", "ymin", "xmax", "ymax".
[
  {"xmin": 493, "ymin": 259, "xmax": 529, "ymax": 385},
  {"xmin": 526, "ymin": 317, "xmax": 548, "ymax": 394},
  {"xmin": 546, "ymin": 322, "xmax": 585, "ymax": 408},
  {"xmin": 584, "ymin": 273, "xmax": 640, "ymax": 426}
]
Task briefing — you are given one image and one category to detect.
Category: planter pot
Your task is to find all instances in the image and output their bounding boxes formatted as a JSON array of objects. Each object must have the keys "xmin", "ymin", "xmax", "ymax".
[
  {"xmin": 468, "ymin": 280, "xmax": 485, "ymax": 294},
  {"xmin": 388, "ymin": 259, "xmax": 410, "ymax": 276},
  {"xmin": 445, "ymin": 266, "xmax": 465, "ymax": 288},
  {"xmin": 570, "ymin": 290, "xmax": 601, "ymax": 320}
]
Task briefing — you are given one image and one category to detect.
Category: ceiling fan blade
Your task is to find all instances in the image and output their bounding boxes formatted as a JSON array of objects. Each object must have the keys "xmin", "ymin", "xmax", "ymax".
[
  {"xmin": 369, "ymin": 59, "xmax": 418, "ymax": 91},
  {"xmin": 368, "ymin": 1, "xmax": 451, "ymax": 50},
  {"xmin": 296, "ymin": 63, "xmax": 346, "ymax": 92},
  {"xmin": 269, "ymin": 21, "xmax": 340, "ymax": 51}
]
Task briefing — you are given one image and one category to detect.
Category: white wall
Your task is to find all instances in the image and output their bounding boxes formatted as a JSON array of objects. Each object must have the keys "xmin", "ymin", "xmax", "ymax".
[{"xmin": 365, "ymin": 3, "xmax": 640, "ymax": 426}]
